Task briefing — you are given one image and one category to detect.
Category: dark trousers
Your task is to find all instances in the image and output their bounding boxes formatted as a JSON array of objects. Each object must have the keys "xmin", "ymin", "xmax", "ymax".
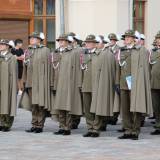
[
  {"xmin": 83, "ymin": 92, "xmax": 102, "ymax": 133},
  {"xmin": 121, "ymin": 90, "xmax": 142, "ymax": 135},
  {"xmin": 151, "ymin": 89, "xmax": 160, "ymax": 129},
  {"xmin": 31, "ymin": 105, "xmax": 46, "ymax": 129},
  {"xmin": 71, "ymin": 115, "xmax": 81, "ymax": 127},
  {"xmin": 0, "ymin": 115, "xmax": 14, "ymax": 129},
  {"xmin": 58, "ymin": 110, "xmax": 71, "ymax": 131},
  {"xmin": 28, "ymin": 89, "xmax": 46, "ymax": 129}
]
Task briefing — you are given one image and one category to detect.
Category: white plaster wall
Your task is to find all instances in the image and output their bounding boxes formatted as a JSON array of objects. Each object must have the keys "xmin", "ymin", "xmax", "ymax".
[
  {"xmin": 56, "ymin": 0, "xmax": 131, "ymax": 41},
  {"xmin": 145, "ymin": 0, "xmax": 160, "ymax": 49}
]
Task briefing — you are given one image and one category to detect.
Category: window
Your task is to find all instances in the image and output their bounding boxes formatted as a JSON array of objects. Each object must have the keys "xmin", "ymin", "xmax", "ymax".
[
  {"xmin": 47, "ymin": 0, "xmax": 55, "ymax": 15},
  {"xmin": 34, "ymin": 19, "xmax": 43, "ymax": 33},
  {"xmin": 133, "ymin": 0, "xmax": 146, "ymax": 33},
  {"xmin": 34, "ymin": 0, "xmax": 43, "ymax": 15},
  {"xmin": 32, "ymin": 0, "xmax": 55, "ymax": 50}
]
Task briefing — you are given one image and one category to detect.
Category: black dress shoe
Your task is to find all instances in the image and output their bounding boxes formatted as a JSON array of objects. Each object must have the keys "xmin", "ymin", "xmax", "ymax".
[
  {"xmin": 0, "ymin": 126, "xmax": 3, "ymax": 131},
  {"xmin": 117, "ymin": 128, "xmax": 126, "ymax": 132},
  {"xmin": 34, "ymin": 128, "xmax": 43, "ymax": 133},
  {"xmin": 100, "ymin": 126, "xmax": 107, "ymax": 131},
  {"xmin": 54, "ymin": 129, "xmax": 65, "ymax": 135},
  {"xmin": 83, "ymin": 132, "xmax": 93, "ymax": 137},
  {"xmin": 141, "ymin": 120, "xmax": 145, "ymax": 127},
  {"xmin": 130, "ymin": 134, "xmax": 139, "ymax": 140},
  {"xmin": 110, "ymin": 121, "xmax": 118, "ymax": 125},
  {"xmin": 63, "ymin": 130, "xmax": 71, "ymax": 135},
  {"xmin": 2, "ymin": 127, "xmax": 10, "ymax": 132},
  {"xmin": 91, "ymin": 132, "xmax": 100, "ymax": 138},
  {"xmin": 150, "ymin": 130, "xmax": 160, "ymax": 135},
  {"xmin": 25, "ymin": 127, "xmax": 36, "ymax": 133},
  {"xmin": 118, "ymin": 134, "xmax": 132, "ymax": 139},
  {"xmin": 71, "ymin": 125, "xmax": 78, "ymax": 130},
  {"xmin": 148, "ymin": 116, "xmax": 155, "ymax": 119},
  {"xmin": 109, "ymin": 118, "xmax": 118, "ymax": 125}
]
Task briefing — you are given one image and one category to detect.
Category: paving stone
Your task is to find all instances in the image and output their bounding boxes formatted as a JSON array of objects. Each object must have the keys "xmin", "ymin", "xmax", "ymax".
[{"xmin": 0, "ymin": 108, "xmax": 160, "ymax": 160}]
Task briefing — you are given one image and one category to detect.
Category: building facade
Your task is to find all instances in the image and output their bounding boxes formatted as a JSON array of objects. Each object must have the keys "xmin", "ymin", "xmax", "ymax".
[
  {"xmin": 0, "ymin": 0, "xmax": 159, "ymax": 49},
  {"xmin": 0, "ymin": 0, "xmax": 55, "ymax": 49}
]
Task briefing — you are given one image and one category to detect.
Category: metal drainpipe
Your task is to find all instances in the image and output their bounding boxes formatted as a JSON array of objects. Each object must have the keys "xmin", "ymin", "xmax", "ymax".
[
  {"xmin": 60, "ymin": 0, "xmax": 65, "ymax": 34},
  {"xmin": 129, "ymin": 0, "xmax": 133, "ymax": 29}
]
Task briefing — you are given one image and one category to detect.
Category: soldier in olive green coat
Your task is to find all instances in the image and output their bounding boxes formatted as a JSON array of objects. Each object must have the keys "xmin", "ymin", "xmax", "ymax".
[
  {"xmin": 90, "ymin": 35, "xmax": 118, "ymax": 133},
  {"xmin": 103, "ymin": 33, "xmax": 120, "ymax": 130},
  {"xmin": 21, "ymin": 32, "xmax": 51, "ymax": 133},
  {"xmin": 115, "ymin": 30, "xmax": 152, "ymax": 140},
  {"xmin": 0, "ymin": 39, "xmax": 17, "ymax": 132},
  {"xmin": 53, "ymin": 34, "xmax": 83, "ymax": 136},
  {"xmin": 81, "ymin": 35, "xmax": 103, "ymax": 138},
  {"xmin": 67, "ymin": 32, "xmax": 83, "ymax": 130},
  {"xmin": 150, "ymin": 32, "xmax": 160, "ymax": 135}
]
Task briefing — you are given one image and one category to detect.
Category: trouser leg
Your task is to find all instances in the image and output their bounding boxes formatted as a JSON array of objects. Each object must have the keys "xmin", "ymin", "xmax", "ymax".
[
  {"xmin": 151, "ymin": 89, "xmax": 160, "ymax": 129},
  {"xmin": 58, "ymin": 110, "xmax": 66, "ymax": 130},
  {"xmin": 65, "ymin": 112, "xmax": 71, "ymax": 130},
  {"xmin": 93, "ymin": 116, "xmax": 103, "ymax": 133},
  {"xmin": 106, "ymin": 112, "xmax": 119, "ymax": 125},
  {"xmin": 112, "ymin": 112, "xmax": 119, "ymax": 123},
  {"xmin": 121, "ymin": 90, "xmax": 132, "ymax": 135},
  {"xmin": 131, "ymin": 112, "xmax": 142, "ymax": 136},
  {"xmin": 0, "ymin": 114, "xmax": 14, "ymax": 129},
  {"xmin": 71, "ymin": 115, "xmax": 81, "ymax": 128},
  {"xmin": 28, "ymin": 89, "xmax": 37, "ymax": 128},
  {"xmin": 59, "ymin": 110, "xmax": 71, "ymax": 131},
  {"xmin": 37, "ymin": 107, "xmax": 46, "ymax": 129},
  {"xmin": 140, "ymin": 114, "xmax": 145, "ymax": 127},
  {"xmin": 83, "ymin": 92, "xmax": 94, "ymax": 132},
  {"xmin": 28, "ymin": 88, "xmax": 46, "ymax": 129},
  {"xmin": 31, "ymin": 105, "xmax": 39, "ymax": 128},
  {"xmin": 100, "ymin": 116, "xmax": 107, "ymax": 130}
]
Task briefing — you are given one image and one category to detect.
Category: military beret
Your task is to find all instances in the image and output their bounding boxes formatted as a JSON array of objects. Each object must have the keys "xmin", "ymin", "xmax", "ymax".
[
  {"xmin": 56, "ymin": 34, "xmax": 72, "ymax": 42},
  {"xmin": 108, "ymin": 33, "xmax": 118, "ymax": 41},
  {"xmin": 0, "ymin": 39, "xmax": 14, "ymax": 48},
  {"xmin": 122, "ymin": 29, "xmax": 136, "ymax": 38},
  {"xmin": 84, "ymin": 34, "xmax": 98, "ymax": 43},
  {"xmin": 29, "ymin": 32, "xmax": 44, "ymax": 40}
]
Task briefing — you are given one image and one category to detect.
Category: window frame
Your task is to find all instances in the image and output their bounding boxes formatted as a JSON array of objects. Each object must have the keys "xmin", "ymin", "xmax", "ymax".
[
  {"xmin": 133, "ymin": 0, "xmax": 146, "ymax": 33},
  {"xmin": 30, "ymin": 0, "xmax": 56, "ymax": 46}
]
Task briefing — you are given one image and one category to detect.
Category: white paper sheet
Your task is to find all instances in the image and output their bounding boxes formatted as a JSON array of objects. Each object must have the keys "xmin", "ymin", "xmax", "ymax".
[{"xmin": 126, "ymin": 75, "xmax": 132, "ymax": 90}]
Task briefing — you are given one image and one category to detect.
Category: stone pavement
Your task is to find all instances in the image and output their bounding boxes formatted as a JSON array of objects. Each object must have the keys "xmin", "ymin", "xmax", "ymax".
[{"xmin": 0, "ymin": 109, "xmax": 160, "ymax": 160}]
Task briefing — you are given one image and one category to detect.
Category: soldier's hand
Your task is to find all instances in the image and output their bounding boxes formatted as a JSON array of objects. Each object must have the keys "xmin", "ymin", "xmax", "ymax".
[
  {"xmin": 52, "ymin": 90, "xmax": 56, "ymax": 95},
  {"xmin": 114, "ymin": 84, "xmax": 120, "ymax": 95},
  {"xmin": 79, "ymin": 87, "xmax": 82, "ymax": 92},
  {"xmin": 50, "ymin": 86, "xmax": 56, "ymax": 95}
]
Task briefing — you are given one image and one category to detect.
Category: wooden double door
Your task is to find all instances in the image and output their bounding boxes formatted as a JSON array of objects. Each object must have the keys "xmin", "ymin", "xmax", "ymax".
[{"xmin": 0, "ymin": 20, "xmax": 29, "ymax": 49}]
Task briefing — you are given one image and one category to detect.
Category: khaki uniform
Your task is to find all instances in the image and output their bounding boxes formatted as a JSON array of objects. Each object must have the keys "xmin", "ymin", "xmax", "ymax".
[
  {"xmin": 70, "ymin": 47, "xmax": 83, "ymax": 129},
  {"xmin": 28, "ymin": 89, "xmax": 46, "ymax": 128},
  {"xmin": 0, "ymin": 51, "xmax": 17, "ymax": 129},
  {"xmin": 51, "ymin": 47, "xmax": 71, "ymax": 130},
  {"xmin": 22, "ymin": 45, "xmax": 51, "ymax": 129},
  {"xmin": 91, "ymin": 46, "xmax": 118, "ymax": 130},
  {"xmin": 150, "ymin": 48, "xmax": 160, "ymax": 129},
  {"xmin": 50, "ymin": 48, "xmax": 62, "ymax": 117},
  {"xmin": 53, "ymin": 47, "xmax": 83, "ymax": 131},
  {"xmin": 117, "ymin": 45, "xmax": 152, "ymax": 136},
  {"xmin": 102, "ymin": 45, "xmax": 120, "ymax": 128},
  {"xmin": 81, "ymin": 49, "xmax": 103, "ymax": 133}
]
